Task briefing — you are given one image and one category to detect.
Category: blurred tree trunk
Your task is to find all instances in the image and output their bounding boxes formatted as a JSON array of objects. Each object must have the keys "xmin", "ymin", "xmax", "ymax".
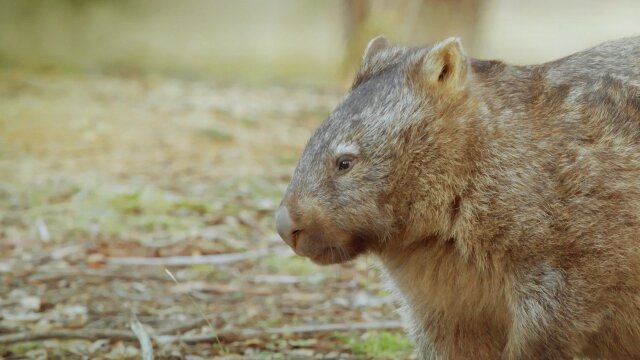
[
  {"xmin": 342, "ymin": 0, "xmax": 486, "ymax": 80},
  {"xmin": 417, "ymin": 0, "xmax": 485, "ymax": 51},
  {"xmin": 343, "ymin": 0, "xmax": 370, "ymax": 80}
]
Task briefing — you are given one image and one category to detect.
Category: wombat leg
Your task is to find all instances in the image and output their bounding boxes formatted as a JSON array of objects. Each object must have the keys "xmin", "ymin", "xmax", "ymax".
[{"xmin": 503, "ymin": 265, "xmax": 598, "ymax": 360}]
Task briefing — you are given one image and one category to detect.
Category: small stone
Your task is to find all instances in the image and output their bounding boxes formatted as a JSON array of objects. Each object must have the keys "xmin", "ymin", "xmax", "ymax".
[{"xmin": 20, "ymin": 296, "xmax": 41, "ymax": 311}]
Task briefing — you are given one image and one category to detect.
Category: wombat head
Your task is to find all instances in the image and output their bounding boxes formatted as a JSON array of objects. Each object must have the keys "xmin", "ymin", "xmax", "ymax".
[{"xmin": 276, "ymin": 36, "xmax": 482, "ymax": 265}]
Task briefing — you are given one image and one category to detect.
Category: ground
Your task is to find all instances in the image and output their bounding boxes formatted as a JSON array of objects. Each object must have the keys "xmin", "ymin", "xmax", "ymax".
[{"xmin": 0, "ymin": 70, "xmax": 412, "ymax": 359}]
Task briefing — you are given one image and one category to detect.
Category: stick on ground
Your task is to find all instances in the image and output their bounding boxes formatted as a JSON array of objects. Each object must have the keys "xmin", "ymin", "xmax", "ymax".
[
  {"xmin": 0, "ymin": 320, "xmax": 404, "ymax": 345},
  {"xmin": 107, "ymin": 247, "xmax": 291, "ymax": 266},
  {"xmin": 130, "ymin": 311, "xmax": 154, "ymax": 360},
  {"xmin": 0, "ymin": 329, "xmax": 138, "ymax": 344}
]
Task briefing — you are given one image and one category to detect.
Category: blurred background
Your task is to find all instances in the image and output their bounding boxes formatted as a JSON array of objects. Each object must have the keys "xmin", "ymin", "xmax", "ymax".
[
  {"xmin": 0, "ymin": 1, "xmax": 639, "ymax": 359},
  {"xmin": 2, "ymin": 0, "xmax": 640, "ymax": 85}
]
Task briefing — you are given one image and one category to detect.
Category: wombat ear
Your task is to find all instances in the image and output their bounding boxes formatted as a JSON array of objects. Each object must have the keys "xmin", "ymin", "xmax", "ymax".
[
  {"xmin": 363, "ymin": 35, "xmax": 390, "ymax": 64},
  {"xmin": 422, "ymin": 37, "xmax": 468, "ymax": 90}
]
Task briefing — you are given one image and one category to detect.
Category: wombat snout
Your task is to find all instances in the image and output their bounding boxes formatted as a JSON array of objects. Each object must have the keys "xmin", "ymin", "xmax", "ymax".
[
  {"xmin": 275, "ymin": 202, "xmax": 363, "ymax": 265},
  {"xmin": 275, "ymin": 205, "xmax": 300, "ymax": 250}
]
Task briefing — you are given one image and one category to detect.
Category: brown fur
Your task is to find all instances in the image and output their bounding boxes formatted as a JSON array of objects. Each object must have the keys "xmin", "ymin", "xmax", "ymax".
[{"xmin": 277, "ymin": 36, "xmax": 640, "ymax": 359}]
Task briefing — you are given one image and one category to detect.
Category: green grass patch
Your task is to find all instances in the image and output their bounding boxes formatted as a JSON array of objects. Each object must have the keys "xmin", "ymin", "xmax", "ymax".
[
  {"xmin": 196, "ymin": 128, "xmax": 233, "ymax": 142},
  {"xmin": 215, "ymin": 176, "xmax": 283, "ymax": 201},
  {"xmin": 109, "ymin": 188, "xmax": 176, "ymax": 215},
  {"xmin": 189, "ymin": 264, "xmax": 230, "ymax": 281},
  {"xmin": 275, "ymin": 151, "xmax": 300, "ymax": 165},
  {"xmin": 173, "ymin": 198, "xmax": 211, "ymax": 215},
  {"xmin": 238, "ymin": 116, "xmax": 257, "ymax": 127},
  {"xmin": 109, "ymin": 188, "xmax": 211, "ymax": 216},
  {"xmin": 9, "ymin": 341, "xmax": 41, "ymax": 355},
  {"xmin": 109, "ymin": 191, "xmax": 145, "ymax": 214},
  {"xmin": 129, "ymin": 214, "xmax": 194, "ymax": 231},
  {"xmin": 335, "ymin": 330, "xmax": 412, "ymax": 358},
  {"xmin": 260, "ymin": 255, "xmax": 317, "ymax": 276}
]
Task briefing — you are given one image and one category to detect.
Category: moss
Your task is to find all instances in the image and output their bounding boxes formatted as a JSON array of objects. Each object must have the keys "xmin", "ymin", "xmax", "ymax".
[
  {"xmin": 196, "ymin": 128, "xmax": 233, "ymax": 142},
  {"xmin": 238, "ymin": 116, "xmax": 257, "ymax": 127},
  {"xmin": 8, "ymin": 341, "xmax": 42, "ymax": 355},
  {"xmin": 172, "ymin": 198, "xmax": 211, "ymax": 215},
  {"xmin": 110, "ymin": 188, "xmax": 209, "ymax": 216},
  {"xmin": 259, "ymin": 255, "xmax": 317, "ymax": 276},
  {"xmin": 335, "ymin": 330, "xmax": 412, "ymax": 358},
  {"xmin": 109, "ymin": 191, "xmax": 143, "ymax": 214},
  {"xmin": 275, "ymin": 151, "xmax": 300, "ymax": 165}
]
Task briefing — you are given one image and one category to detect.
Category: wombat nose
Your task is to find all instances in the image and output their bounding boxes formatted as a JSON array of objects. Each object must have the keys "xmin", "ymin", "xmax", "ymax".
[{"xmin": 276, "ymin": 206, "xmax": 300, "ymax": 249}]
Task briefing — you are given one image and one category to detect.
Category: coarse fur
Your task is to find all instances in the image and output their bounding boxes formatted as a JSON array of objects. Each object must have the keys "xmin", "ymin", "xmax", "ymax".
[{"xmin": 277, "ymin": 35, "xmax": 640, "ymax": 359}]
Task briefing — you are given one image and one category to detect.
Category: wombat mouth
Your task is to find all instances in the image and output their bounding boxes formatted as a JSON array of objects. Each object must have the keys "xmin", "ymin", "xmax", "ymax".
[
  {"xmin": 309, "ymin": 246, "xmax": 357, "ymax": 265},
  {"xmin": 309, "ymin": 234, "xmax": 371, "ymax": 265}
]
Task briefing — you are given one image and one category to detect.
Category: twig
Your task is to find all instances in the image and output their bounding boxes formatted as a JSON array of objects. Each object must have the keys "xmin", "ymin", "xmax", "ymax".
[
  {"xmin": 157, "ymin": 318, "xmax": 207, "ymax": 335},
  {"xmin": 0, "ymin": 320, "xmax": 404, "ymax": 345},
  {"xmin": 251, "ymin": 274, "xmax": 325, "ymax": 284},
  {"xmin": 35, "ymin": 217, "xmax": 50, "ymax": 242},
  {"xmin": 29, "ymin": 269, "xmax": 172, "ymax": 283},
  {"xmin": 107, "ymin": 247, "xmax": 291, "ymax": 266},
  {"xmin": 0, "ymin": 329, "xmax": 137, "ymax": 344},
  {"xmin": 174, "ymin": 320, "xmax": 405, "ymax": 343},
  {"xmin": 130, "ymin": 311, "xmax": 154, "ymax": 360}
]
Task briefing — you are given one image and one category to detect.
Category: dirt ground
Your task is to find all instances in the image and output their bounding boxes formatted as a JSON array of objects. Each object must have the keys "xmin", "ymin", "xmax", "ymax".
[{"xmin": 0, "ymin": 70, "xmax": 412, "ymax": 359}]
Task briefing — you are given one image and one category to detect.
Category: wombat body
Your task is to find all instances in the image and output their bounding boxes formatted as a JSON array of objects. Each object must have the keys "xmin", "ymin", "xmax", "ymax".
[{"xmin": 276, "ymin": 36, "xmax": 640, "ymax": 359}]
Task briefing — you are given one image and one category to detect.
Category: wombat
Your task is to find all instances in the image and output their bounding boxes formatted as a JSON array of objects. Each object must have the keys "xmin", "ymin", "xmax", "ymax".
[{"xmin": 276, "ymin": 35, "xmax": 640, "ymax": 359}]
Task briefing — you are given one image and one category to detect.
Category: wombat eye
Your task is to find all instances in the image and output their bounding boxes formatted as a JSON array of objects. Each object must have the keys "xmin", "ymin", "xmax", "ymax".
[
  {"xmin": 339, "ymin": 160, "xmax": 351, "ymax": 170},
  {"xmin": 336, "ymin": 155, "xmax": 354, "ymax": 172}
]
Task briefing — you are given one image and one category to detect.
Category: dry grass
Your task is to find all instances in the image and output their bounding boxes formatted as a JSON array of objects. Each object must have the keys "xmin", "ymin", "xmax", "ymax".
[{"xmin": 0, "ymin": 70, "xmax": 411, "ymax": 359}]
